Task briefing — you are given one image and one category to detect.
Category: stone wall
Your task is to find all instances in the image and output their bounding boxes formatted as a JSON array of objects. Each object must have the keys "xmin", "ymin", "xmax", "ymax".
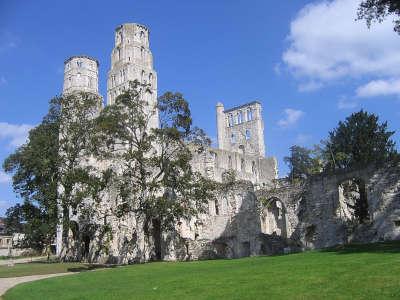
[{"xmin": 257, "ymin": 164, "xmax": 400, "ymax": 251}]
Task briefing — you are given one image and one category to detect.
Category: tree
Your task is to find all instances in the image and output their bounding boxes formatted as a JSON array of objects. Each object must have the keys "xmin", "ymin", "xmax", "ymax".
[
  {"xmin": 357, "ymin": 0, "xmax": 400, "ymax": 34},
  {"xmin": 94, "ymin": 81, "xmax": 215, "ymax": 260},
  {"xmin": 57, "ymin": 92, "xmax": 102, "ymax": 258},
  {"xmin": 323, "ymin": 110, "xmax": 398, "ymax": 171},
  {"xmin": 3, "ymin": 97, "xmax": 61, "ymax": 250},
  {"xmin": 284, "ymin": 145, "xmax": 322, "ymax": 180},
  {"xmin": 3, "ymin": 204, "xmax": 25, "ymax": 235}
]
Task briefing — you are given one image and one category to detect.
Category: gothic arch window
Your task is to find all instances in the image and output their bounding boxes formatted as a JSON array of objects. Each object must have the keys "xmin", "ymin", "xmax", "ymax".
[
  {"xmin": 251, "ymin": 161, "xmax": 256, "ymax": 174},
  {"xmin": 247, "ymin": 109, "xmax": 253, "ymax": 121},
  {"xmin": 149, "ymin": 73, "xmax": 153, "ymax": 84},
  {"xmin": 141, "ymin": 70, "xmax": 145, "ymax": 82},
  {"xmin": 117, "ymin": 48, "xmax": 121, "ymax": 60},
  {"xmin": 119, "ymin": 31, "xmax": 123, "ymax": 43},
  {"xmin": 241, "ymin": 158, "xmax": 245, "ymax": 171}
]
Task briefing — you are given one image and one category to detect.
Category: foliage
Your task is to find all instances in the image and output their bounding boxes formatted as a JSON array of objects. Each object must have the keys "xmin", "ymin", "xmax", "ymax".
[
  {"xmin": 284, "ymin": 145, "xmax": 323, "ymax": 180},
  {"xmin": 323, "ymin": 110, "xmax": 398, "ymax": 171},
  {"xmin": 357, "ymin": 0, "xmax": 400, "ymax": 34},
  {"xmin": 93, "ymin": 81, "xmax": 215, "ymax": 258},
  {"xmin": 3, "ymin": 97, "xmax": 61, "ymax": 249},
  {"xmin": 4, "ymin": 241, "xmax": 400, "ymax": 299}
]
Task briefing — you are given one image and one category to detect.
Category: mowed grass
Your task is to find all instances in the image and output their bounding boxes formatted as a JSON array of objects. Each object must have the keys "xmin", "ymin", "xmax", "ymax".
[
  {"xmin": 4, "ymin": 241, "xmax": 400, "ymax": 300},
  {"xmin": 0, "ymin": 261, "xmax": 101, "ymax": 278}
]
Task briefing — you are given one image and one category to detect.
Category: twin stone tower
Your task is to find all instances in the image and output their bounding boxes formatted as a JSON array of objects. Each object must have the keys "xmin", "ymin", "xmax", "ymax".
[{"xmin": 61, "ymin": 23, "xmax": 277, "ymax": 185}]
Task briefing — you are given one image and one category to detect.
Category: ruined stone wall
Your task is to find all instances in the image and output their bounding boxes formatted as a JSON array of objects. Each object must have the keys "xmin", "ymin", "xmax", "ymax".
[{"xmin": 257, "ymin": 164, "xmax": 400, "ymax": 251}]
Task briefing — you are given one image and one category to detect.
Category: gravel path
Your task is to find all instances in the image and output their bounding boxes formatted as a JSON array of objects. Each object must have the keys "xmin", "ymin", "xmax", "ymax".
[{"xmin": 0, "ymin": 272, "xmax": 74, "ymax": 296}]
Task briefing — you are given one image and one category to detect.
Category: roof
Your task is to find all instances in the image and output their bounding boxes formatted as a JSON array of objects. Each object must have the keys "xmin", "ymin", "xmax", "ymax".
[{"xmin": 223, "ymin": 101, "xmax": 261, "ymax": 113}]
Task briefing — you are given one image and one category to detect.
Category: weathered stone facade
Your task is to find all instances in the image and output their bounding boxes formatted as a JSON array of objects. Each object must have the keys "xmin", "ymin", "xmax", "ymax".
[{"xmin": 56, "ymin": 22, "xmax": 400, "ymax": 263}]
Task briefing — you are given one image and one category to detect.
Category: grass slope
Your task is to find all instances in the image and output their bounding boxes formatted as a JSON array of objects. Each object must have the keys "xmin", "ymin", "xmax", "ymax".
[{"xmin": 4, "ymin": 241, "xmax": 400, "ymax": 300}]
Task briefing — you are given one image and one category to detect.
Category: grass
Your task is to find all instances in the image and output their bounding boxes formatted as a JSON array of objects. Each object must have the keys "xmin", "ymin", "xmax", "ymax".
[
  {"xmin": 0, "ymin": 261, "xmax": 107, "ymax": 278},
  {"xmin": 3, "ymin": 241, "xmax": 400, "ymax": 300}
]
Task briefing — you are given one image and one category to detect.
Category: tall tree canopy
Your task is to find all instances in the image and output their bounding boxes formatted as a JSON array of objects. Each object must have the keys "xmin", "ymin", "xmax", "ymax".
[
  {"xmin": 3, "ymin": 97, "xmax": 61, "ymax": 250},
  {"xmin": 323, "ymin": 110, "xmax": 398, "ymax": 171},
  {"xmin": 357, "ymin": 0, "xmax": 400, "ymax": 34}
]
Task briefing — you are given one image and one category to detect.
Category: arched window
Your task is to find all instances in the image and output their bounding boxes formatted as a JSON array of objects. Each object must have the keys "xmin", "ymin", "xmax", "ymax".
[
  {"xmin": 245, "ymin": 129, "xmax": 251, "ymax": 140},
  {"xmin": 228, "ymin": 114, "xmax": 234, "ymax": 127},
  {"xmin": 215, "ymin": 200, "xmax": 220, "ymax": 215},
  {"xmin": 241, "ymin": 158, "xmax": 245, "ymax": 171},
  {"xmin": 77, "ymin": 60, "xmax": 82, "ymax": 68},
  {"xmin": 119, "ymin": 31, "xmax": 123, "ymax": 43},
  {"xmin": 141, "ymin": 70, "xmax": 145, "ymax": 82},
  {"xmin": 149, "ymin": 73, "xmax": 153, "ymax": 84},
  {"xmin": 237, "ymin": 111, "xmax": 244, "ymax": 124},
  {"xmin": 247, "ymin": 109, "xmax": 253, "ymax": 121},
  {"xmin": 117, "ymin": 48, "xmax": 121, "ymax": 60}
]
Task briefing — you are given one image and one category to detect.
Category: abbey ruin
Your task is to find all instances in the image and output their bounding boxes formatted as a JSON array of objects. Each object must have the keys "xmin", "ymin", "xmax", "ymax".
[{"xmin": 56, "ymin": 23, "xmax": 400, "ymax": 263}]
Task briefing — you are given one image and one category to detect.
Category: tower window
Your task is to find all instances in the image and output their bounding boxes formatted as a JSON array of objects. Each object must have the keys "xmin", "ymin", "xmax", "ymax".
[
  {"xmin": 237, "ymin": 111, "xmax": 244, "ymax": 124},
  {"xmin": 228, "ymin": 114, "xmax": 234, "ymax": 127},
  {"xmin": 245, "ymin": 129, "xmax": 251, "ymax": 140},
  {"xmin": 77, "ymin": 61, "xmax": 82, "ymax": 68},
  {"xmin": 247, "ymin": 109, "xmax": 253, "ymax": 121}
]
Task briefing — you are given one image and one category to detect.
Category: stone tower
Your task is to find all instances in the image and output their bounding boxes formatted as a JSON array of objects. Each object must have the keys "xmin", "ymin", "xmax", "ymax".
[
  {"xmin": 216, "ymin": 101, "xmax": 265, "ymax": 157},
  {"xmin": 63, "ymin": 56, "xmax": 99, "ymax": 95},
  {"xmin": 107, "ymin": 23, "xmax": 158, "ymax": 128}
]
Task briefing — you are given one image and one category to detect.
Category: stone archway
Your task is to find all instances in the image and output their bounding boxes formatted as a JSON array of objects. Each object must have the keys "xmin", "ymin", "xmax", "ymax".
[
  {"xmin": 337, "ymin": 178, "xmax": 369, "ymax": 224},
  {"xmin": 261, "ymin": 198, "xmax": 287, "ymax": 238}
]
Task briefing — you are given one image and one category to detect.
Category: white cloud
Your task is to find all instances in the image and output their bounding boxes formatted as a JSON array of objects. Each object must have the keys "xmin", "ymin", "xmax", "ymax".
[
  {"xmin": 0, "ymin": 171, "xmax": 11, "ymax": 184},
  {"xmin": 298, "ymin": 80, "xmax": 323, "ymax": 92},
  {"xmin": 278, "ymin": 108, "xmax": 304, "ymax": 128},
  {"xmin": 356, "ymin": 78, "xmax": 400, "ymax": 98},
  {"xmin": 283, "ymin": 0, "xmax": 400, "ymax": 90},
  {"xmin": 0, "ymin": 122, "xmax": 34, "ymax": 148},
  {"xmin": 337, "ymin": 96, "xmax": 358, "ymax": 109}
]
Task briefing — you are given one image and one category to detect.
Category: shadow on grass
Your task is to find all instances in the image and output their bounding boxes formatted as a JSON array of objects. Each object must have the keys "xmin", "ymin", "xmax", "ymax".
[
  {"xmin": 320, "ymin": 240, "xmax": 400, "ymax": 255},
  {"xmin": 67, "ymin": 264, "xmax": 119, "ymax": 273}
]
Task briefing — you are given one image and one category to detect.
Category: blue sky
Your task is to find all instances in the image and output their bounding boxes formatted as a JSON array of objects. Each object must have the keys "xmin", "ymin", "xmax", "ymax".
[{"xmin": 1, "ymin": 0, "xmax": 400, "ymax": 215}]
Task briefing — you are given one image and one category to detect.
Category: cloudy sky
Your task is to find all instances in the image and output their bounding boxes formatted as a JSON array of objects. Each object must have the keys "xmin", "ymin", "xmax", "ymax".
[{"xmin": 1, "ymin": 0, "xmax": 400, "ymax": 215}]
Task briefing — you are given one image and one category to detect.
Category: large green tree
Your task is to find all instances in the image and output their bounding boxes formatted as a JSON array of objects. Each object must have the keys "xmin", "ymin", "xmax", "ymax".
[
  {"xmin": 3, "ymin": 97, "xmax": 61, "ymax": 250},
  {"xmin": 94, "ymin": 81, "xmax": 215, "ymax": 260},
  {"xmin": 357, "ymin": 0, "xmax": 400, "ymax": 34},
  {"xmin": 284, "ymin": 145, "xmax": 323, "ymax": 180},
  {"xmin": 323, "ymin": 110, "xmax": 398, "ymax": 171}
]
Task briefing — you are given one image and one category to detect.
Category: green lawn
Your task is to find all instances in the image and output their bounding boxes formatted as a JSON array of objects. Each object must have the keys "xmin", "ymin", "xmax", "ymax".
[
  {"xmin": 4, "ymin": 241, "xmax": 400, "ymax": 300},
  {"xmin": 0, "ymin": 262, "xmax": 102, "ymax": 278}
]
